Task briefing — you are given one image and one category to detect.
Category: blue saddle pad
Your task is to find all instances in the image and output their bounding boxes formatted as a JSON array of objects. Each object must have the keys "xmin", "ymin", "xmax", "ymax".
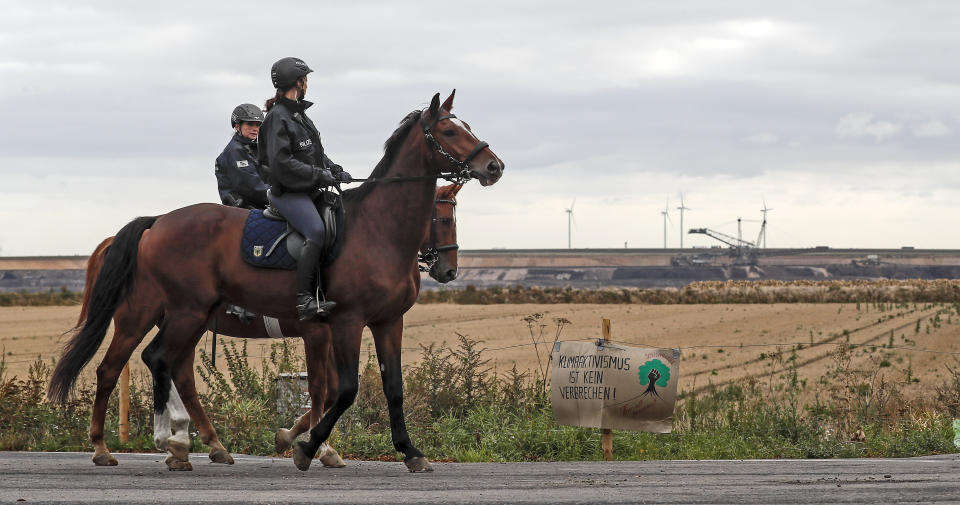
[{"xmin": 241, "ymin": 210, "xmax": 298, "ymax": 270}]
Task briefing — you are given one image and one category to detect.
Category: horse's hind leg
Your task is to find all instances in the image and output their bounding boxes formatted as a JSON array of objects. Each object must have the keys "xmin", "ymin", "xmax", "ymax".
[
  {"xmin": 275, "ymin": 331, "xmax": 344, "ymax": 467},
  {"xmin": 314, "ymin": 336, "xmax": 345, "ymax": 468},
  {"xmin": 141, "ymin": 327, "xmax": 189, "ymax": 470},
  {"xmin": 170, "ymin": 351, "xmax": 234, "ymax": 464},
  {"xmin": 162, "ymin": 379, "xmax": 194, "ymax": 471},
  {"xmin": 142, "ymin": 313, "xmax": 207, "ymax": 471},
  {"xmin": 89, "ymin": 302, "xmax": 158, "ymax": 466}
]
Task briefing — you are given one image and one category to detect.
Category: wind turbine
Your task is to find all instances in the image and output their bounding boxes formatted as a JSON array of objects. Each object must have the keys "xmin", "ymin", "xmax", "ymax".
[
  {"xmin": 565, "ymin": 198, "xmax": 576, "ymax": 249},
  {"xmin": 660, "ymin": 198, "xmax": 671, "ymax": 249},
  {"xmin": 760, "ymin": 197, "xmax": 773, "ymax": 248},
  {"xmin": 676, "ymin": 194, "xmax": 690, "ymax": 248}
]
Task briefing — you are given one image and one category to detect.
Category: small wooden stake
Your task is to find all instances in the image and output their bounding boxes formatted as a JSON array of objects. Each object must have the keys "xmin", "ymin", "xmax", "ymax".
[
  {"xmin": 602, "ymin": 429, "xmax": 613, "ymax": 461},
  {"xmin": 600, "ymin": 318, "xmax": 613, "ymax": 461},
  {"xmin": 119, "ymin": 362, "xmax": 130, "ymax": 443}
]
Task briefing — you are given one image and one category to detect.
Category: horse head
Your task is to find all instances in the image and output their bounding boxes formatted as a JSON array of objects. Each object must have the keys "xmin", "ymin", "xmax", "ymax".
[
  {"xmin": 422, "ymin": 183, "xmax": 462, "ymax": 283},
  {"xmin": 423, "ymin": 90, "xmax": 504, "ymax": 187}
]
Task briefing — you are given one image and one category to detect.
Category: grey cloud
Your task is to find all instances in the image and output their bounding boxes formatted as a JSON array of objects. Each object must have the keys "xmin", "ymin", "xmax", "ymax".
[
  {"xmin": 835, "ymin": 113, "xmax": 902, "ymax": 141},
  {"xmin": 910, "ymin": 118, "xmax": 951, "ymax": 137},
  {"xmin": 4, "ymin": 1, "xmax": 960, "ymax": 253}
]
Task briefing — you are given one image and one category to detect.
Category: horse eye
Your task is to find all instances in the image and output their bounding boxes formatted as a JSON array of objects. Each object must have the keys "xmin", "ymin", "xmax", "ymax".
[{"xmin": 442, "ymin": 129, "xmax": 456, "ymax": 137}]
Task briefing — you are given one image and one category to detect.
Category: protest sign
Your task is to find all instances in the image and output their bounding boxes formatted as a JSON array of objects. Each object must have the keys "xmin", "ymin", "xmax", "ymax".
[{"xmin": 551, "ymin": 339, "xmax": 679, "ymax": 433}]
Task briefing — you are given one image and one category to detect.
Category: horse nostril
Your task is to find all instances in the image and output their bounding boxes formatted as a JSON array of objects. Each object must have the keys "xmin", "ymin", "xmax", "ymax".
[
  {"xmin": 486, "ymin": 160, "xmax": 501, "ymax": 174},
  {"xmin": 446, "ymin": 269, "xmax": 458, "ymax": 281}
]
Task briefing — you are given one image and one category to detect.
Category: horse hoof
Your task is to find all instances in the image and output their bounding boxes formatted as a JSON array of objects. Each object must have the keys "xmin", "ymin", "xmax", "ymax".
[
  {"xmin": 275, "ymin": 429, "xmax": 294, "ymax": 453},
  {"xmin": 404, "ymin": 456, "xmax": 433, "ymax": 473},
  {"xmin": 167, "ymin": 440, "xmax": 190, "ymax": 462},
  {"xmin": 319, "ymin": 446, "xmax": 346, "ymax": 468},
  {"xmin": 209, "ymin": 449, "xmax": 234, "ymax": 465},
  {"xmin": 293, "ymin": 442, "xmax": 313, "ymax": 471},
  {"xmin": 92, "ymin": 452, "xmax": 118, "ymax": 466},
  {"xmin": 165, "ymin": 455, "xmax": 193, "ymax": 471}
]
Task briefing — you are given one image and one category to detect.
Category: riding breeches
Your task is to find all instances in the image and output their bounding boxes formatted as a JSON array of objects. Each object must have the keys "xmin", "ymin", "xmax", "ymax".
[{"xmin": 266, "ymin": 190, "xmax": 325, "ymax": 244}]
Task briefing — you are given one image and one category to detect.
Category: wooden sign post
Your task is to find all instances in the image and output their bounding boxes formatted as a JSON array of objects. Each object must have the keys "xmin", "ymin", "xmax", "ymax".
[
  {"xmin": 119, "ymin": 363, "xmax": 130, "ymax": 443},
  {"xmin": 600, "ymin": 318, "xmax": 614, "ymax": 461}
]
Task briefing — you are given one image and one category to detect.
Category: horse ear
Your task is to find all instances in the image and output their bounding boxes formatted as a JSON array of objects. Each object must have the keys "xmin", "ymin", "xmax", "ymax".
[
  {"xmin": 429, "ymin": 93, "xmax": 441, "ymax": 118},
  {"xmin": 441, "ymin": 89, "xmax": 456, "ymax": 111},
  {"xmin": 438, "ymin": 183, "xmax": 462, "ymax": 198}
]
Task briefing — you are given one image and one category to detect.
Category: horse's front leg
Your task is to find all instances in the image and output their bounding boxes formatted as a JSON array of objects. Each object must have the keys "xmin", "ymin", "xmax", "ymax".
[
  {"xmin": 371, "ymin": 317, "xmax": 431, "ymax": 472},
  {"xmin": 293, "ymin": 320, "xmax": 362, "ymax": 471}
]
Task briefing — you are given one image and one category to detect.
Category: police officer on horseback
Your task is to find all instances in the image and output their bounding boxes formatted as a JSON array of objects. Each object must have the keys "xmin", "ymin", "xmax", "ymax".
[
  {"xmin": 215, "ymin": 104, "xmax": 270, "ymax": 209},
  {"xmin": 258, "ymin": 57, "xmax": 352, "ymax": 320}
]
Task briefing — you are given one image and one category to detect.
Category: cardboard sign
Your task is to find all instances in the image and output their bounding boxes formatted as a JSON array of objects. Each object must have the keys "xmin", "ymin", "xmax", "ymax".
[{"xmin": 551, "ymin": 341, "xmax": 679, "ymax": 433}]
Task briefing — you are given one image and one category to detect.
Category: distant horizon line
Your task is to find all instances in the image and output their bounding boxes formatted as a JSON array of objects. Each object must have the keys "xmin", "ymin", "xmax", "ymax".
[{"xmin": 3, "ymin": 245, "xmax": 960, "ymax": 260}]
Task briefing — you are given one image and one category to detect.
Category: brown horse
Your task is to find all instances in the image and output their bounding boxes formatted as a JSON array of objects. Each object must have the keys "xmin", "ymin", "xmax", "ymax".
[
  {"xmin": 76, "ymin": 184, "xmax": 463, "ymax": 468},
  {"xmin": 50, "ymin": 91, "xmax": 502, "ymax": 473}
]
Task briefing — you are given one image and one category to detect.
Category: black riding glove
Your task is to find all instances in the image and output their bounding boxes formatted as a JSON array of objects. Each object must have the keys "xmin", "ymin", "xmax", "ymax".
[
  {"xmin": 337, "ymin": 170, "xmax": 353, "ymax": 183},
  {"xmin": 312, "ymin": 167, "xmax": 335, "ymax": 186},
  {"xmin": 223, "ymin": 193, "xmax": 243, "ymax": 208}
]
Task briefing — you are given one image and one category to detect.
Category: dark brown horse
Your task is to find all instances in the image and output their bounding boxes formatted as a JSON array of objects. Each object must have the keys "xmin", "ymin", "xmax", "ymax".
[
  {"xmin": 50, "ymin": 91, "xmax": 502, "ymax": 472},
  {"xmin": 76, "ymin": 184, "xmax": 464, "ymax": 469}
]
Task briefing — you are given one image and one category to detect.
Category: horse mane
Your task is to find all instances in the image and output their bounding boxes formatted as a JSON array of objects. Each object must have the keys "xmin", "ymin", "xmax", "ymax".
[{"xmin": 342, "ymin": 109, "xmax": 422, "ymax": 203}]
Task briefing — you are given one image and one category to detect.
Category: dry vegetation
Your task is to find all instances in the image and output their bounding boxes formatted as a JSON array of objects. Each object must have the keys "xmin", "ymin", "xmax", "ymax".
[
  {"xmin": 419, "ymin": 279, "xmax": 960, "ymax": 305},
  {"xmin": 3, "ymin": 280, "xmax": 960, "ymax": 460}
]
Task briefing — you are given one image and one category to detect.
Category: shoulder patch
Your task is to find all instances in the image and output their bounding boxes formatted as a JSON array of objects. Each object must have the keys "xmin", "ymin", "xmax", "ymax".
[{"xmin": 236, "ymin": 160, "xmax": 250, "ymax": 168}]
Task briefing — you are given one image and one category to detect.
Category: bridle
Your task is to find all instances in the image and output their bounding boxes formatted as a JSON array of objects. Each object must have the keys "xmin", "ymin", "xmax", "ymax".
[
  {"xmin": 420, "ymin": 111, "xmax": 489, "ymax": 184},
  {"xmin": 352, "ymin": 109, "xmax": 490, "ymax": 185},
  {"xmin": 418, "ymin": 197, "xmax": 459, "ymax": 273}
]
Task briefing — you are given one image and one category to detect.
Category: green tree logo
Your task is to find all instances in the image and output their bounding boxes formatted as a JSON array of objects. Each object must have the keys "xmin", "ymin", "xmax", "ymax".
[{"xmin": 637, "ymin": 359, "xmax": 671, "ymax": 399}]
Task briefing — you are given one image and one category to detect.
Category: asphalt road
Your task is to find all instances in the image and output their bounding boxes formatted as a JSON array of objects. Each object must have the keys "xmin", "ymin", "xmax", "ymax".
[{"xmin": 1, "ymin": 451, "xmax": 959, "ymax": 504}]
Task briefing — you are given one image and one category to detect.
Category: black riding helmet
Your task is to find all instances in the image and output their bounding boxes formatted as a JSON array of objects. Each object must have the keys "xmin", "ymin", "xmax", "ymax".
[
  {"xmin": 230, "ymin": 103, "xmax": 265, "ymax": 127},
  {"xmin": 271, "ymin": 57, "xmax": 313, "ymax": 89}
]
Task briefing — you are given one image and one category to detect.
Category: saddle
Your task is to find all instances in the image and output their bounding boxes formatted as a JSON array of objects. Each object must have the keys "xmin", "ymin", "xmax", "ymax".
[{"xmin": 240, "ymin": 191, "xmax": 343, "ymax": 270}]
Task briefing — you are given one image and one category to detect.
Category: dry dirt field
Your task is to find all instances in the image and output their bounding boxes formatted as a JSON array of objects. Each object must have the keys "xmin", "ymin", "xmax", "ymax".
[{"xmin": 3, "ymin": 302, "xmax": 960, "ymax": 396}]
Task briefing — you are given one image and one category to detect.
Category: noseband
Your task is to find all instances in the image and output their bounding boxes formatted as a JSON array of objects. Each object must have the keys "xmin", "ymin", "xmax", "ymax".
[{"xmin": 418, "ymin": 198, "xmax": 459, "ymax": 273}]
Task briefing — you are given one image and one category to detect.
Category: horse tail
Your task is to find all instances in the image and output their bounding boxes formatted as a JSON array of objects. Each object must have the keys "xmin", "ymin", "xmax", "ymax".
[
  {"xmin": 48, "ymin": 216, "xmax": 157, "ymax": 404},
  {"xmin": 76, "ymin": 236, "xmax": 115, "ymax": 327}
]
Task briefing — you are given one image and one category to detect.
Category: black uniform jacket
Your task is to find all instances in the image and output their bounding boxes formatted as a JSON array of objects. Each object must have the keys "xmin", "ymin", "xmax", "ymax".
[
  {"xmin": 257, "ymin": 97, "xmax": 342, "ymax": 196},
  {"xmin": 214, "ymin": 133, "xmax": 269, "ymax": 209}
]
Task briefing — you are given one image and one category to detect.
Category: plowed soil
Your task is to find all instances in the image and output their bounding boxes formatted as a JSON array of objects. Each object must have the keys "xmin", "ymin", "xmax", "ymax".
[{"xmin": 3, "ymin": 303, "xmax": 959, "ymax": 395}]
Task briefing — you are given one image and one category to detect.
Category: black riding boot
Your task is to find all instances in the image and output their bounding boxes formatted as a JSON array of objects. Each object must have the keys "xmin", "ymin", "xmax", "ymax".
[{"xmin": 296, "ymin": 240, "xmax": 336, "ymax": 321}]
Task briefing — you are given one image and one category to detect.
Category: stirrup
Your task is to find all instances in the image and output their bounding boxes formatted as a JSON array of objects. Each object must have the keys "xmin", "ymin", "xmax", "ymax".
[
  {"xmin": 296, "ymin": 294, "xmax": 336, "ymax": 321},
  {"xmin": 225, "ymin": 304, "xmax": 256, "ymax": 324}
]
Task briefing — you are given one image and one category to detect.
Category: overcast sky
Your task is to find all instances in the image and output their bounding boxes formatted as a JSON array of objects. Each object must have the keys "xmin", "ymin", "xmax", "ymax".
[{"xmin": 2, "ymin": 1, "xmax": 959, "ymax": 256}]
